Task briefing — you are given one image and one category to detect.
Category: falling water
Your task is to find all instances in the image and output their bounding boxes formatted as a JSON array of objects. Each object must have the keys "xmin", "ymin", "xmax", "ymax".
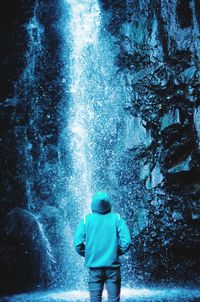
[
  {"xmin": 16, "ymin": 0, "xmax": 44, "ymax": 211},
  {"xmin": 67, "ymin": 0, "xmax": 100, "ymax": 213},
  {"xmin": 62, "ymin": 0, "xmax": 129, "ymax": 289}
]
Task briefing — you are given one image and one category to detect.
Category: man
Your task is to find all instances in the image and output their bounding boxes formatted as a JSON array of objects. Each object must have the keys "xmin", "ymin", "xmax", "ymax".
[{"xmin": 74, "ymin": 191, "xmax": 132, "ymax": 302}]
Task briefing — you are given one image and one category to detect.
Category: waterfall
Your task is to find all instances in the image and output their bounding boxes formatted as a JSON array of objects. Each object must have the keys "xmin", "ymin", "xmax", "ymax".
[
  {"xmin": 16, "ymin": 0, "xmax": 44, "ymax": 212},
  {"xmin": 67, "ymin": 0, "xmax": 100, "ymax": 213},
  {"xmin": 12, "ymin": 0, "xmax": 131, "ymax": 291},
  {"xmin": 64, "ymin": 0, "xmax": 126, "ymax": 213},
  {"xmin": 61, "ymin": 0, "xmax": 131, "ymax": 290}
]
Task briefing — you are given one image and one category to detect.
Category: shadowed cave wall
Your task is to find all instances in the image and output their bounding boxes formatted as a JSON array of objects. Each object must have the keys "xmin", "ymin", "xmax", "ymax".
[
  {"xmin": 99, "ymin": 0, "xmax": 200, "ymax": 285},
  {"xmin": 0, "ymin": 0, "xmax": 71, "ymax": 293}
]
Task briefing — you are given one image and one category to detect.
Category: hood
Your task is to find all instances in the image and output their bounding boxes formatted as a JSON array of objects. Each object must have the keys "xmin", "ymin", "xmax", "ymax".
[{"xmin": 91, "ymin": 191, "xmax": 111, "ymax": 214}]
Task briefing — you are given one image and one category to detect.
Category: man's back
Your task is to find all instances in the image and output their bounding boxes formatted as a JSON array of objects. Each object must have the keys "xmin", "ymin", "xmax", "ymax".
[
  {"xmin": 74, "ymin": 191, "xmax": 131, "ymax": 302},
  {"xmin": 74, "ymin": 210, "xmax": 131, "ymax": 268},
  {"xmin": 85, "ymin": 212, "xmax": 120, "ymax": 267}
]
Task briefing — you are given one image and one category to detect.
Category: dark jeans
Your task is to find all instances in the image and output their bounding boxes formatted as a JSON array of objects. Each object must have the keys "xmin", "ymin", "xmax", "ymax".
[{"xmin": 88, "ymin": 267, "xmax": 121, "ymax": 302}]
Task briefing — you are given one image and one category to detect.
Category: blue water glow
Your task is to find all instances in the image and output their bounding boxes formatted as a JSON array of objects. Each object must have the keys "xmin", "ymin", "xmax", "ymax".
[{"xmin": 2, "ymin": 287, "xmax": 200, "ymax": 302}]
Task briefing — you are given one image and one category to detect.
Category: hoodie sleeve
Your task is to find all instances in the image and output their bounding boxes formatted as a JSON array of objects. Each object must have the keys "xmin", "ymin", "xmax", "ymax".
[
  {"xmin": 117, "ymin": 216, "xmax": 132, "ymax": 256},
  {"xmin": 74, "ymin": 218, "xmax": 86, "ymax": 257}
]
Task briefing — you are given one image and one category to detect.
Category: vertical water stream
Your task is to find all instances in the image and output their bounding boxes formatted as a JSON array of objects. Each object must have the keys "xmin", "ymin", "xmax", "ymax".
[{"xmin": 63, "ymin": 0, "xmax": 129, "ymax": 289}]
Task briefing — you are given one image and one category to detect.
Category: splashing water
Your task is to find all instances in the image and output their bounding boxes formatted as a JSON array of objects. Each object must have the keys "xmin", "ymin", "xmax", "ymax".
[
  {"xmin": 61, "ymin": 0, "xmax": 129, "ymax": 289},
  {"xmin": 3, "ymin": 287, "xmax": 200, "ymax": 301}
]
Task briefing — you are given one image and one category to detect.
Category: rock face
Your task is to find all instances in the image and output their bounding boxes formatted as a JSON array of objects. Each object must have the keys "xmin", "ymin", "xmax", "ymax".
[
  {"xmin": 0, "ymin": 0, "xmax": 70, "ymax": 294},
  {"xmin": 0, "ymin": 0, "xmax": 37, "ymax": 223},
  {"xmin": 0, "ymin": 207, "xmax": 53, "ymax": 294},
  {"xmin": 99, "ymin": 0, "xmax": 200, "ymax": 285},
  {"xmin": 0, "ymin": 0, "xmax": 69, "ymax": 214}
]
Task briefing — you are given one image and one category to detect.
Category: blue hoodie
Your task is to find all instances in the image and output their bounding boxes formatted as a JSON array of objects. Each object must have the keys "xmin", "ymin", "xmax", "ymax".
[{"xmin": 74, "ymin": 192, "xmax": 132, "ymax": 268}]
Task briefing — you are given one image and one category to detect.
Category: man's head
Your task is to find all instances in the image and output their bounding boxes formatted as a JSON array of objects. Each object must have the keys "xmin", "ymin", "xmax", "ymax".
[{"xmin": 91, "ymin": 191, "xmax": 111, "ymax": 214}]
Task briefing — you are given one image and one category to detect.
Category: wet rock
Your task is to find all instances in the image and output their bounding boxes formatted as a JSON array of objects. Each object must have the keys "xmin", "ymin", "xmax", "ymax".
[
  {"xmin": 172, "ymin": 211, "xmax": 183, "ymax": 221},
  {"xmin": 140, "ymin": 162, "xmax": 152, "ymax": 181},
  {"xmin": 137, "ymin": 208, "xmax": 148, "ymax": 231},
  {"xmin": 0, "ymin": 207, "xmax": 53, "ymax": 294},
  {"xmin": 38, "ymin": 205, "xmax": 71, "ymax": 287},
  {"xmin": 164, "ymin": 169, "xmax": 200, "ymax": 195},
  {"xmin": 179, "ymin": 66, "xmax": 196, "ymax": 83},
  {"xmin": 160, "ymin": 124, "xmax": 193, "ymax": 169},
  {"xmin": 160, "ymin": 109, "xmax": 180, "ymax": 130},
  {"xmin": 176, "ymin": 0, "xmax": 193, "ymax": 28},
  {"xmin": 0, "ymin": 0, "xmax": 37, "ymax": 101},
  {"xmin": 167, "ymin": 155, "xmax": 192, "ymax": 173},
  {"xmin": 101, "ymin": 0, "xmax": 200, "ymax": 285},
  {"xmin": 123, "ymin": 114, "xmax": 152, "ymax": 149},
  {"xmin": 194, "ymin": 106, "xmax": 200, "ymax": 149},
  {"xmin": 146, "ymin": 164, "xmax": 164, "ymax": 189}
]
